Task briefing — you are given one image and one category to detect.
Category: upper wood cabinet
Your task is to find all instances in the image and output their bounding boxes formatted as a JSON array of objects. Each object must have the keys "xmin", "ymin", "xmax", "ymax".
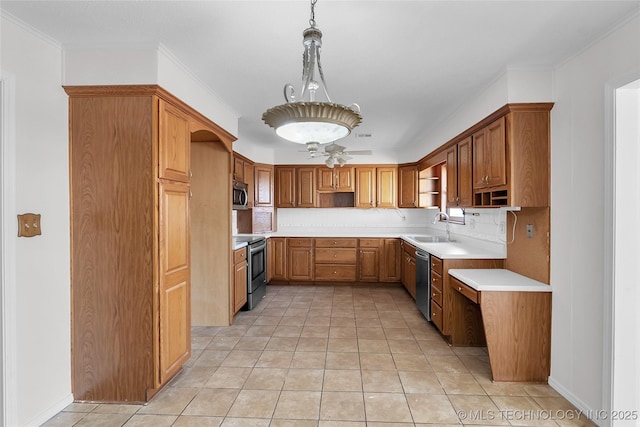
[
  {"xmin": 233, "ymin": 155, "xmax": 245, "ymax": 183},
  {"xmin": 297, "ymin": 167, "xmax": 317, "ymax": 208},
  {"xmin": 275, "ymin": 167, "xmax": 296, "ymax": 208},
  {"xmin": 473, "ymin": 116, "xmax": 506, "ymax": 191},
  {"xmin": 398, "ymin": 165, "xmax": 418, "ymax": 208},
  {"xmin": 159, "ymin": 101, "xmax": 191, "ymax": 182},
  {"xmin": 355, "ymin": 166, "xmax": 397, "ymax": 208},
  {"xmin": 318, "ymin": 167, "xmax": 355, "ymax": 192},
  {"xmin": 446, "ymin": 136, "xmax": 473, "ymax": 207},
  {"xmin": 254, "ymin": 164, "xmax": 274, "ymax": 207}
]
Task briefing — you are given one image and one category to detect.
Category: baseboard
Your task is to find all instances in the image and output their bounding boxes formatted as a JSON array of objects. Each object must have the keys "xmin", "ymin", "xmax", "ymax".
[
  {"xmin": 548, "ymin": 376, "xmax": 604, "ymax": 427},
  {"xmin": 25, "ymin": 393, "xmax": 74, "ymax": 427}
]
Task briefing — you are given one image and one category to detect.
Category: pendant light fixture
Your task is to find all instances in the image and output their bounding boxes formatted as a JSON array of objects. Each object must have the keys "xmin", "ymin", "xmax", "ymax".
[{"xmin": 262, "ymin": 0, "xmax": 362, "ymax": 145}]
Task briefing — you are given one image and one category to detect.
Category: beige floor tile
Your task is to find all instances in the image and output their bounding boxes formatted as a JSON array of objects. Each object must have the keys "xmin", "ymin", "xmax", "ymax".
[
  {"xmin": 406, "ymin": 393, "xmax": 460, "ymax": 423},
  {"xmin": 328, "ymin": 338, "xmax": 359, "ymax": 352},
  {"xmin": 459, "ymin": 355, "xmax": 492, "ymax": 375},
  {"xmin": 207, "ymin": 336, "xmax": 242, "ymax": 350},
  {"xmin": 398, "ymin": 371, "xmax": 444, "ymax": 394},
  {"xmin": 273, "ymin": 390, "xmax": 322, "ymax": 420},
  {"xmin": 474, "ymin": 373, "xmax": 530, "ymax": 396},
  {"xmin": 320, "ymin": 391, "xmax": 365, "ymax": 421},
  {"xmin": 74, "ymin": 413, "xmax": 132, "ymax": 426},
  {"xmin": 284, "ymin": 368, "xmax": 324, "ymax": 390},
  {"xmin": 253, "ymin": 315, "xmax": 282, "ymax": 325},
  {"xmin": 41, "ymin": 412, "xmax": 88, "ymax": 426},
  {"xmin": 235, "ymin": 336, "xmax": 270, "ymax": 350},
  {"xmin": 358, "ymin": 339, "xmax": 390, "ymax": 353},
  {"xmin": 291, "ymin": 351, "xmax": 326, "ymax": 368},
  {"xmin": 383, "ymin": 328, "xmax": 415, "ymax": 340},
  {"xmin": 427, "ymin": 355, "xmax": 469, "ymax": 373},
  {"xmin": 323, "ymin": 369, "xmax": 363, "ymax": 392},
  {"xmin": 297, "ymin": 337, "xmax": 328, "ymax": 351},
  {"xmin": 491, "ymin": 395, "xmax": 557, "ymax": 426},
  {"xmin": 183, "ymin": 389, "xmax": 239, "ymax": 416},
  {"xmin": 62, "ymin": 402, "xmax": 99, "ymax": 412},
  {"xmin": 172, "ymin": 415, "xmax": 223, "ymax": 426},
  {"xmin": 226, "ymin": 389, "xmax": 280, "ymax": 418},
  {"xmin": 244, "ymin": 367, "xmax": 287, "ymax": 390},
  {"xmin": 366, "ymin": 423, "xmax": 415, "ymax": 427},
  {"xmin": 221, "ymin": 417, "xmax": 271, "ymax": 426},
  {"xmin": 330, "ymin": 317, "xmax": 356, "ymax": 327},
  {"xmin": 192, "ymin": 336, "xmax": 214, "ymax": 350},
  {"xmin": 392, "ymin": 353, "xmax": 431, "ymax": 371},
  {"xmin": 355, "ymin": 327, "xmax": 385, "ymax": 339},
  {"xmin": 169, "ymin": 366, "xmax": 217, "ymax": 388},
  {"xmin": 265, "ymin": 337, "xmax": 299, "ymax": 351},
  {"xmin": 123, "ymin": 414, "xmax": 177, "ymax": 426},
  {"xmin": 272, "ymin": 420, "xmax": 320, "ymax": 427},
  {"xmin": 194, "ymin": 350, "xmax": 233, "ymax": 367},
  {"xmin": 274, "ymin": 325, "xmax": 303, "ymax": 337},
  {"xmin": 354, "ymin": 309, "xmax": 379, "ymax": 319},
  {"xmin": 305, "ymin": 315, "xmax": 332, "ymax": 325},
  {"xmin": 379, "ymin": 318, "xmax": 408, "ymax": 329},
  {"xmin": 417, "ymin": 339, "xmax": 455, "ymax": 356},
  {"xmin": 284, "ymin": 308, "xmax": 310, "ymax": 317},
  {"xmin": 363, "ymin": 392, "xmax": 412, "ymax": 423},
  {"xmin": 525, "ymin": 384, "xmax": 563, "ymax": 397},
  {"xmin": 436, "ymin": 372, "xmax": 485, "ymax": 395},
  {"xmin": 325, "ymin": 352, "xmax": 360, "ymax": 369},
  {"xmin": 359, "ymin": 353, "xmax": 396, "ymax": 370},
  {"xmin": 387, "ymin": 339, "xmax": 422, "ymax": 354},
  {"xmin": 448, "ymin": 394, "xmax": 510, "ymax": 425},
  {"xmin": 362, "ymin": 370, "xmax": 403, "ymax": 392},
  {"xmin": 137, "ymin": 387, "xmax": 198, "ymax": 415},
  {"xmin": 255, "ymin": 351, "xmax": 294, "ymax": 368},
  {"xmin": 280, "ymin": 316, "xmax": 307, "ymax": 326},
  {"xmin": 220, "ymin": 350, "xmax": 262, "ymax": 368},
  {"xmin": 329, "ymin": 327, "xmax": 358, "ymax": 338},
  {"xmin": 205, "ymin": 367, "xmax": 252, "ymax": 389},
  {"xmin": 301, "ymin": 325, "xmax": 330, "ymax": 337}
]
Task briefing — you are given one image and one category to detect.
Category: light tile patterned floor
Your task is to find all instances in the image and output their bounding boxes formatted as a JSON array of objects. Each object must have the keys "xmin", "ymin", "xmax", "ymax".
[{"xmin": 44, "ymin": 285, "xmax": 593, "ymax": 427}]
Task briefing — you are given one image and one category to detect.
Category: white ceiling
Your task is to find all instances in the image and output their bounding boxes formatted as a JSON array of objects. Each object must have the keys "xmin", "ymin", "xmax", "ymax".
[{"xmin": 2, "ymin": 0, "xmax": 638, "ymax": 160}]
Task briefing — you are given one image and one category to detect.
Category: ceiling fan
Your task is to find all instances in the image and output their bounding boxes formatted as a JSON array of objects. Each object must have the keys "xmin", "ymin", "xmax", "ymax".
[{"xmin": 303, "ymin": 142, "xmax": 372, "ymax": 168}]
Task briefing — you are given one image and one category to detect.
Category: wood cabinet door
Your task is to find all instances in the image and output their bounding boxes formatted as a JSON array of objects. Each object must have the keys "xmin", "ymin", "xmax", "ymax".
[
  {"xmin": 233, "ymin": 155, "xmax": 244, "ymax": 182},
  {"xmin": 446, "ymin": 146, "xmax": 458, "ymax": 206},
  {"xmin": 355, "ymin": 167, "xmax": 376, "ymax": 208},
  {"xmin": 472, "ymin": 127, "xmax": 487, "ymax": 189},
  {"xmin": 457, "ymin": 137, "xmax": 473, "ymax": 207},
  {"xmin": 270, "ymin": 238, "xmax": 287, "ymax": 280},
  {"xmin": 380, "ymin": 239, "xmax": 401, "ymax": 282},
  {"xmin": 335, "ymin": 167, "xmax": 354, "ymax": 191},
  {"xmin": 297, "ymin": 167, "xmax": 317, "ymax": 207},
  {"xmin": 159, "ymin": 100, "xmax": 190, "ymax": 182},
  {"xmin": 275, "ymin": 167, "xmax": 296, "ymax": 207},
  {"xmin": 158, "ymin": 181, "xmax": 191, "ymax": 385},
  {"xmin": 398, "ymin": 165, "xmax": 417, "ymax": 208},
  {"xmin": 254, "ymin": 164, "xmax": 274, "ymax": 207},
  {"xmin": 234, "ymin": 256, "xmax": 247, "ymax": 313},
  {"xmin": 377, "ymin": 167, "xmax": 397, "ymax": 208},
  {"xmin": 288, "ymin": 246, "xmax": 314, "ymax": 281},
  {"xmin": 243, "ymin": 161, "xmax": 253, "ymax": 208},
  {"xmin": 317, "ymin": 168, "xmax": 335, "ymax": 191},
  {"xmin": 358, "ymin": 247, "xmax": 380, "ymax": 281},
  {"xmin": 406, "ymin": 255, "xmax": 416, "ymax": 299},
  {"xmin": 486, "ymin": 116, "xmax": 507, "ymax": 188}
]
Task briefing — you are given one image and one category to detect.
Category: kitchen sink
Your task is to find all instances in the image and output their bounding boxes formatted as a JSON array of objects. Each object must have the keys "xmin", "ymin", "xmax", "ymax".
[{"xmin": 408, "ymin": 235, "xmax": 450, "ymax": 243}]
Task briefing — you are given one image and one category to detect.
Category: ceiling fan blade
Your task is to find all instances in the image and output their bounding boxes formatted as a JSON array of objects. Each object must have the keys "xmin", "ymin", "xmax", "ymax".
[
  {"xmin": 343, "ymin": 150, "xmax": 372, "ymax": 155},
  {"xmin": 324, "ymin": 143, "xmax": 345, "ymax": 154}
]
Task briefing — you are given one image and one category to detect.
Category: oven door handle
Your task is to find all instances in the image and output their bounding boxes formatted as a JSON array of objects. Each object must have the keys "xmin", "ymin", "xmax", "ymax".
[{"xmin": 249, "ymin": 240, "xmax": 267, "ymax": 253}]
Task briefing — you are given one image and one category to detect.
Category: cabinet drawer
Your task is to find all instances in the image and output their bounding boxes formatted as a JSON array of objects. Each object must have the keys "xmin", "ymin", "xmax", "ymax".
[
  {"xmin": 431, "ymin": 284, "xmax": 442, "ymax": 306},
  {"xmin": 315, "ymin": 265, "xmax": 357, "ymax": 281},
  {"xmin": 451, "ymin": 276, "xmax": 479, "ymax": 304},
  {"xmin": 431, "ymin": 256, "xmax": 443, "ymax": 275},
  {"xmin": 400, "ymin": 240, "xmax": 416, "ymax": 257},
  {"xmin": 359, "ymin": 238, "xmax": 381, "ymax": 248},
  {"xmin": 431, "ymin": 300, "xmax": 443, "ymax": 331},
  {"xmin": 288, "ymin": 238, "xmax": 313, "ymax": 247},
  {"xmin": 315, "ymin": 238, "xmax": 358, "ymax": 248},
  {"xmin": 431, "ymin": 271, "xmax": 442, "ymax": 292},
  {"xmin": 315, "ymin": 248, "xmax": 357, "ymax": 264},
  {"xmin": 233, "ymin": 247, "xmax": 247, "ymax": 264}
]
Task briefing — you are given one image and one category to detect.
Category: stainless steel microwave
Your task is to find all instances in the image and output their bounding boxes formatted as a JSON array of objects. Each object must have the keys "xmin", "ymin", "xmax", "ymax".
[{"xmin": 232, "ymin": 181, "xmax": 249, "ymax": 210}]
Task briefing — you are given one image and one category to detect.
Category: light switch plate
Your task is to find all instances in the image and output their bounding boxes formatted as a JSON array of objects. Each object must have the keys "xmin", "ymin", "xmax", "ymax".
[{"xmin": 17, "ymin": 213, "xmax": 41, "ymax": 237}]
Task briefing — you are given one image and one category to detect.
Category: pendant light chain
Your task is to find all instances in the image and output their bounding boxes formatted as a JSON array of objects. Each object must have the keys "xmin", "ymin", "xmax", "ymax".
[{"xmin": 309, "ymin": 0, "xmax": 317, "ymax": 28}]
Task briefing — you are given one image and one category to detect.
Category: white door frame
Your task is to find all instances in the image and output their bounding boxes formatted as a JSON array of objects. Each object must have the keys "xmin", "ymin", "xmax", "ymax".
[
  {"xmin": 602, "ymin": 72, "xmax": 640, "ymax": 427},
  {"xmin": 1, "ymin": 72, "xmax": 18, "ymax": 427}
]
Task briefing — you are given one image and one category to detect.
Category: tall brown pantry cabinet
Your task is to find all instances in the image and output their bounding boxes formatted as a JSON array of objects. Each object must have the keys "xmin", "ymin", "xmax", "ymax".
[{"xmin": 66, "ymin": 85, "xmax": 234, "ymax": 403}]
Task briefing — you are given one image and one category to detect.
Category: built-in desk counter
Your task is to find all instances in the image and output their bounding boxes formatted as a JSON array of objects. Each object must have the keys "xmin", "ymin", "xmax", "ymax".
[{"xmin": 448, "ymin": 269, "xmax": 551, "ymax": 383}]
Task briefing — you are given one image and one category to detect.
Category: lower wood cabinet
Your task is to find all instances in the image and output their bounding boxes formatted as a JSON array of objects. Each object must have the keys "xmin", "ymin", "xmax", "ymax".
[
  {"xmin": 380, "ymin": 239, "xmax": 402, "ymax": 282},
  {"xmin": 268, "ymin": 237, "xmax": 287, "ymax": 281},
  {"xmin": 315, "ymin": 238, "xmax": 357, "ymax": 281},
  {"xmin": 400, "ymin": 240, "xmax": 417, "ymax": 299},
  {"xmin": 288, "ymin": 238, "xmax": 314, "ymax": 281},
  {"xmin": 232, "ymin": 247, "xmax": 247, "ymax": 314},
  {"xmin": 358, "ymin": 239, "xmax": 381, "ymax": 281}
]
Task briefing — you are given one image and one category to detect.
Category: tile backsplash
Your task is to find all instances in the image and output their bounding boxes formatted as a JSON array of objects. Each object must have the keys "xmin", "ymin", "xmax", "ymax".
[{"xmin": 277, "ymin": 207, "xmax": 508, "ymax": 243}]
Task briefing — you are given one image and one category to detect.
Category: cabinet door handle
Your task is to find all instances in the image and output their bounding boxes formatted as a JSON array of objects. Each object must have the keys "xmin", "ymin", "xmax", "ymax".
[{"xmin": 458, "ymin": 286, "xmax": 462, "ymax": 291}]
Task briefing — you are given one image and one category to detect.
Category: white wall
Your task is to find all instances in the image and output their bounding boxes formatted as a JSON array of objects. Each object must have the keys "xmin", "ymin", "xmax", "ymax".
[
  {"xmin": 549, "ymin": 13, "xmax": 640, "ymax": 417},
  {"xmin": 1, "ymin": 15, "xmax": 73, "ymax": 426}
]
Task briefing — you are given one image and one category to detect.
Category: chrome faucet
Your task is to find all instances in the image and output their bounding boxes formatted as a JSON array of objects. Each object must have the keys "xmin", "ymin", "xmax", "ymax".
[{"xmin": 432, "ymin": 211, "xmax": 452, "ymax": 241}]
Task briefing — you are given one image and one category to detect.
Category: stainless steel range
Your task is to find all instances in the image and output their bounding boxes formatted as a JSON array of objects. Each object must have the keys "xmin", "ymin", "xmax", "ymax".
[{"xmin": 234, "ymin": 235, "xmax": 267, "ymax": 310}]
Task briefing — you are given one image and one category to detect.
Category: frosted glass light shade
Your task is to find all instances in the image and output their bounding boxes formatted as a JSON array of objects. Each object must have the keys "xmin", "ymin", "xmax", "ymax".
[{"xmin": 276, "ymin": 121, "xmax": 349, "ymax": 144}]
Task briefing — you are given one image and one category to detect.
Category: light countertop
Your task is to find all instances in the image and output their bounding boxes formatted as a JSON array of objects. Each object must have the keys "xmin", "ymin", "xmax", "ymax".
[{"xmin": 448, "ymin": 269, "xmax": 551, "ymax": 292}]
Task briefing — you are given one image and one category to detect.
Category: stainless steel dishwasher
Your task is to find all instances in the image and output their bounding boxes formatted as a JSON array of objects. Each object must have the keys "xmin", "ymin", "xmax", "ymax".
[{"xmin": 415, "ymin": 249, "xmax": 431, "ymax": 321}]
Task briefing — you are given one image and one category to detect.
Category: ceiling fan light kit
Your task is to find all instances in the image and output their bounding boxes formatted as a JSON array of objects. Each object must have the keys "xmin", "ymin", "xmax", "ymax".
[{"xmin": 262, "ymin": 0, "xmax": 363, "ymax": 153}]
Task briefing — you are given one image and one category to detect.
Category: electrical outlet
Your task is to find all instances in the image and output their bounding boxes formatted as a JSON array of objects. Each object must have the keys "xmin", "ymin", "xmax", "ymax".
[
  {"xmin": 17, "ymin": 213, "xmax": 41, "ymax": 237},
  {"xmin": 499, "ymin": 221, "xmax": 505, "ymax": 233},
  {"xmin": 526, "ymin": 224, "xmax": 534, "ymax": 238}
]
